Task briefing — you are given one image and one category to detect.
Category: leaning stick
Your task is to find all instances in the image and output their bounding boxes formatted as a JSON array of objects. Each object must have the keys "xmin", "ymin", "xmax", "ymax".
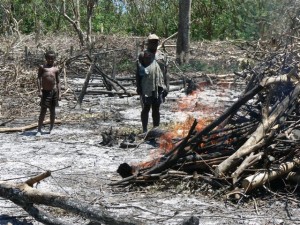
[
  {"xmin": 76, "ymin": 60, "xmax": 95, "ymax": 108},
  {"xmin": 86, "ymin": 55, "xmax": 129, "ymax": 94},
  {"xmin": 25, "ymin": 171, "xmax": 51, "ymax": 187},
  {"xmin": 187, "ymin": 84, "xmax": 264, "ymax": 148}
]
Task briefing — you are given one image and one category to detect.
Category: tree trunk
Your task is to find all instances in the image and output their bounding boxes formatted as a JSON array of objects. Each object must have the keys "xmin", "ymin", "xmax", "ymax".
[
  {"xmin": 176, "ymin": 0, "xmax": 192, "ymax": 65},
  {"xmin": 0, "ymin": 4, "xmax": 9, "ymax": 35},
  {"xmin": 0, "ymin": 3, "xmax": 16, "ymax": 36},
  {"xmin": 59, "ymin": 0, "xmax": 85, "ymax": 46},
  {"xmin": 86, "ymin": 0, "xmax": 96, "ymax": 45}
]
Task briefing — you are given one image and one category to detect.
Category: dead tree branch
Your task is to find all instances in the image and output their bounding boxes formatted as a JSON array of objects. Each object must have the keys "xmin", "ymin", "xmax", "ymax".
[{"xmin": 0, "ymin": 172, "xmax": 141, "ymax": 225}]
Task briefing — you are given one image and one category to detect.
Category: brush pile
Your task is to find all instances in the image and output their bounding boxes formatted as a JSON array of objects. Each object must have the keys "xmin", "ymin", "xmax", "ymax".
[{"xmin": 114, "ymin": 43, "xmax": 300, "ymax": 198}]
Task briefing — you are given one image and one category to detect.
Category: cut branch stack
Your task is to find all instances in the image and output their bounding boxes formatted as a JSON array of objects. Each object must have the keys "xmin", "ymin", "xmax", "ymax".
[{"xmin": 114, "ymin": 47, "xmax": 300, "ymax": 197}]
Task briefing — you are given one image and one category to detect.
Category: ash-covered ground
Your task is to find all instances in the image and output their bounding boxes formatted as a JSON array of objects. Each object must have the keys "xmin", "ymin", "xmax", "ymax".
[
  {"xmin": 1, "ymin": 34, "xmax": 300, "ymax": 225},
  {"xmin": 1, "ymin": 80, "xmax": 300, "ymax": 225}
]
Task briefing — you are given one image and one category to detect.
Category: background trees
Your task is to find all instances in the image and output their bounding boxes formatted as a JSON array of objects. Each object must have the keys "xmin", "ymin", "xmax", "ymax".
[
  {"xmin": 177, "ymin": 0, "xmax": 192, "ymax": 64},
  {"xmin": 0, "ymin": 0, "xmax": 299, "ymax": 43}
]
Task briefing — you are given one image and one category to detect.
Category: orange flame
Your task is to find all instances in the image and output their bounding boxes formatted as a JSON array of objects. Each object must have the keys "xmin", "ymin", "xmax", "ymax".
[
  {"xmin": 159, "ymin": 116, "xmax": 213, "ymax": 153},
  {"xmin": 178, "ymin": 91, "xmax": 198, "ymax": 111},
  {"xmin": 132, "ymin": 82, "xmax": 232, "ymax": 170}
]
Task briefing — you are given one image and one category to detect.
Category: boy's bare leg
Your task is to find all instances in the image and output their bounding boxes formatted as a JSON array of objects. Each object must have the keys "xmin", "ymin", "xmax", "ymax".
[
  {"xmin": 37, "ymin": 107, "xmax": 47, "ymax": 135},
  {"xmin": 49, "ymin": 106, "xmax": 56, "ymax": 133}
]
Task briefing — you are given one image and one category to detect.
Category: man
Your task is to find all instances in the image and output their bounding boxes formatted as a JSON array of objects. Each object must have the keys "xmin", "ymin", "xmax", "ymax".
[
  {"xmin": 36, "ymin": 50, "xmax": 61, "ymax": 136},
  {"xmin": 136, "ymin": 34, "xmax": 170, "ymax": 133}
]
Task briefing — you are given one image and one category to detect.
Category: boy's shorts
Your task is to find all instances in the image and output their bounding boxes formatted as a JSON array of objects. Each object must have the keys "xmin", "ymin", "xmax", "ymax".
[{"xmin": 40, "ymin": 89, "xmax": 58, "ymax": 108}]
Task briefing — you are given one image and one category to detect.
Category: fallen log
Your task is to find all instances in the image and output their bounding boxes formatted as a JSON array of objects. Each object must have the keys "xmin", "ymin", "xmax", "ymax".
[
  {"xmin": 86, "ymin": 55, "xmax": 113, "ymax": 92},
  {"xmin": 232, "ymin": 152, "xmax": 264, "ymax": 184},
  {"xmin": 0, "ymin": 119, "xmax": 62, "ymax": 133},
  {"xmin": 0, "ymin": 172, "xmax": 141, "ymax": 225},
  {"xmin": 82, "ymin": 90, "xmax": 136, "ymax": 96},
  {"xmin": 90, "ymin": 58, "xmax": 130, "ymax": 94},
  {"xmin": 78, "ymin": 85, "xmax": 183, "ymax": 96},
  {"xmin": 241, "ymin": 158, "xmax": 300, "ymax": 192}
]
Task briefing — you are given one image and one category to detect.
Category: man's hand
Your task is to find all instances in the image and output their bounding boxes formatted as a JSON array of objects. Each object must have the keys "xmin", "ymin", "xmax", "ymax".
[
  {"xmin": 163, "ymin": 91, "xmax": 168, "ymax": 98},
  {"xmin": 136, "ymin": 87, "xmax": 142, "ymax": 95},
  {"xmin": 38, "ymin": 91, "xmax": 42, "ymax": 98},
  {"xmin": 163, "ymin": 87, "xmax": 169, "ymax": 97}
]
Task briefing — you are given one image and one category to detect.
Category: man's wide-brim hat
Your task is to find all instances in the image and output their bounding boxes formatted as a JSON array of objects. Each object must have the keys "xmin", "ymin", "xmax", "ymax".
[{"xmin": 148, "ymin": 34, "xmax": 159, "ymax": 40}]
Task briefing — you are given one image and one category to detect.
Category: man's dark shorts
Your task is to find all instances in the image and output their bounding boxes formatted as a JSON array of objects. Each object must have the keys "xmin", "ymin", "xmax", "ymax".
[
  {"xmin": 141, "ymin": 88, "xmax": 165, "ymax": 105},
  {"xmin": 40, "ymin": 89, "xmax": 58, "ymax": 108}
]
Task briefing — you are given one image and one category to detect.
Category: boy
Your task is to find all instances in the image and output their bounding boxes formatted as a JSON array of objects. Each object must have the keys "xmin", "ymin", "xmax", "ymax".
[{"xmin": 36, "ymin": 50, "xmax": 61, "ymax": 136}]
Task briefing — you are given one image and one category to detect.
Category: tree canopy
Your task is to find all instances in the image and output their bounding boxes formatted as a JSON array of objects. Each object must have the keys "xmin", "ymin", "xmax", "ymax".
[{"xmin": 0, "ymin": 0, "xmax": 299, "ymax": 41}]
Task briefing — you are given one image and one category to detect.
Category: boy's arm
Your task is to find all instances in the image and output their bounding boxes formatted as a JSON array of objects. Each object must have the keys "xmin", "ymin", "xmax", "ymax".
[
  {"xmin": 37, "ymin": 66, "xmax": 43, "ymax": 97},
  {"xmin": 56, "ymin": 68, "xmax": 61, "ymax": 100}
]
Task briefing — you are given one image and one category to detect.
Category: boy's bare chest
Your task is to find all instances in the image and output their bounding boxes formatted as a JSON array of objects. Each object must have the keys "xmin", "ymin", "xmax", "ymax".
[{"xmin": 42, "ymin": 67, "xmax": 57, "ymax": 77}]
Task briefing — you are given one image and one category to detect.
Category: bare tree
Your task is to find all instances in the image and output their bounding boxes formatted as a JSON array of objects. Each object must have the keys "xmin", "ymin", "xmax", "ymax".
[
  {"xmin": 0, "ymin": 2, "xmax": 12, "ymax": 35},
  {"xmin": 55, "ymin": 0, "xmax": 85, "ymax": 46},
  {"xmin": 0, "ymin": 1, "xmax": 21, "ymax": 38},
  {"xmin": 176, "ymin": 0, "xmax": 192, "ymax": 65},
  {"xmin": 56, "ymin": 0, "xmax": 97, "ymax": 47}
]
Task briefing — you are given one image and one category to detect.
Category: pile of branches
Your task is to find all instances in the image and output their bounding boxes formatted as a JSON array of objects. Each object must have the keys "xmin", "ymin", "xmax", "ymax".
[{"xmin": 114, "ymin": 45, "xmax": 300, "ymax": 198}]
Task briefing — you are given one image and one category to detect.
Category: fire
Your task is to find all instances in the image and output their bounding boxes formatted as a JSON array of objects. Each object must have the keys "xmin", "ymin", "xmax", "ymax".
[
  {"xmin": 159, "ymin": 132, "xmax": 174, "ymax": 153},
  {"xmin": 159, "ymin": 115, "xmax": 213, "ymax": 152},
  {"xmin": 133, "ymin": 116, "xmax": 214, "ymax": 171},
  {"xmin": 132, "ymin": 81, "xmax": 229, "ymax": 170},
  {"xmin": 133, "ymin": 158, "xmax": 160, "ymax": 170},
  {"xmin": 177, "ymin": 89, "xmax": 221, "ymax": 115},
  {"xmin": 178, "ymin": 91, "xmax": 198, "ymax": 111}
]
